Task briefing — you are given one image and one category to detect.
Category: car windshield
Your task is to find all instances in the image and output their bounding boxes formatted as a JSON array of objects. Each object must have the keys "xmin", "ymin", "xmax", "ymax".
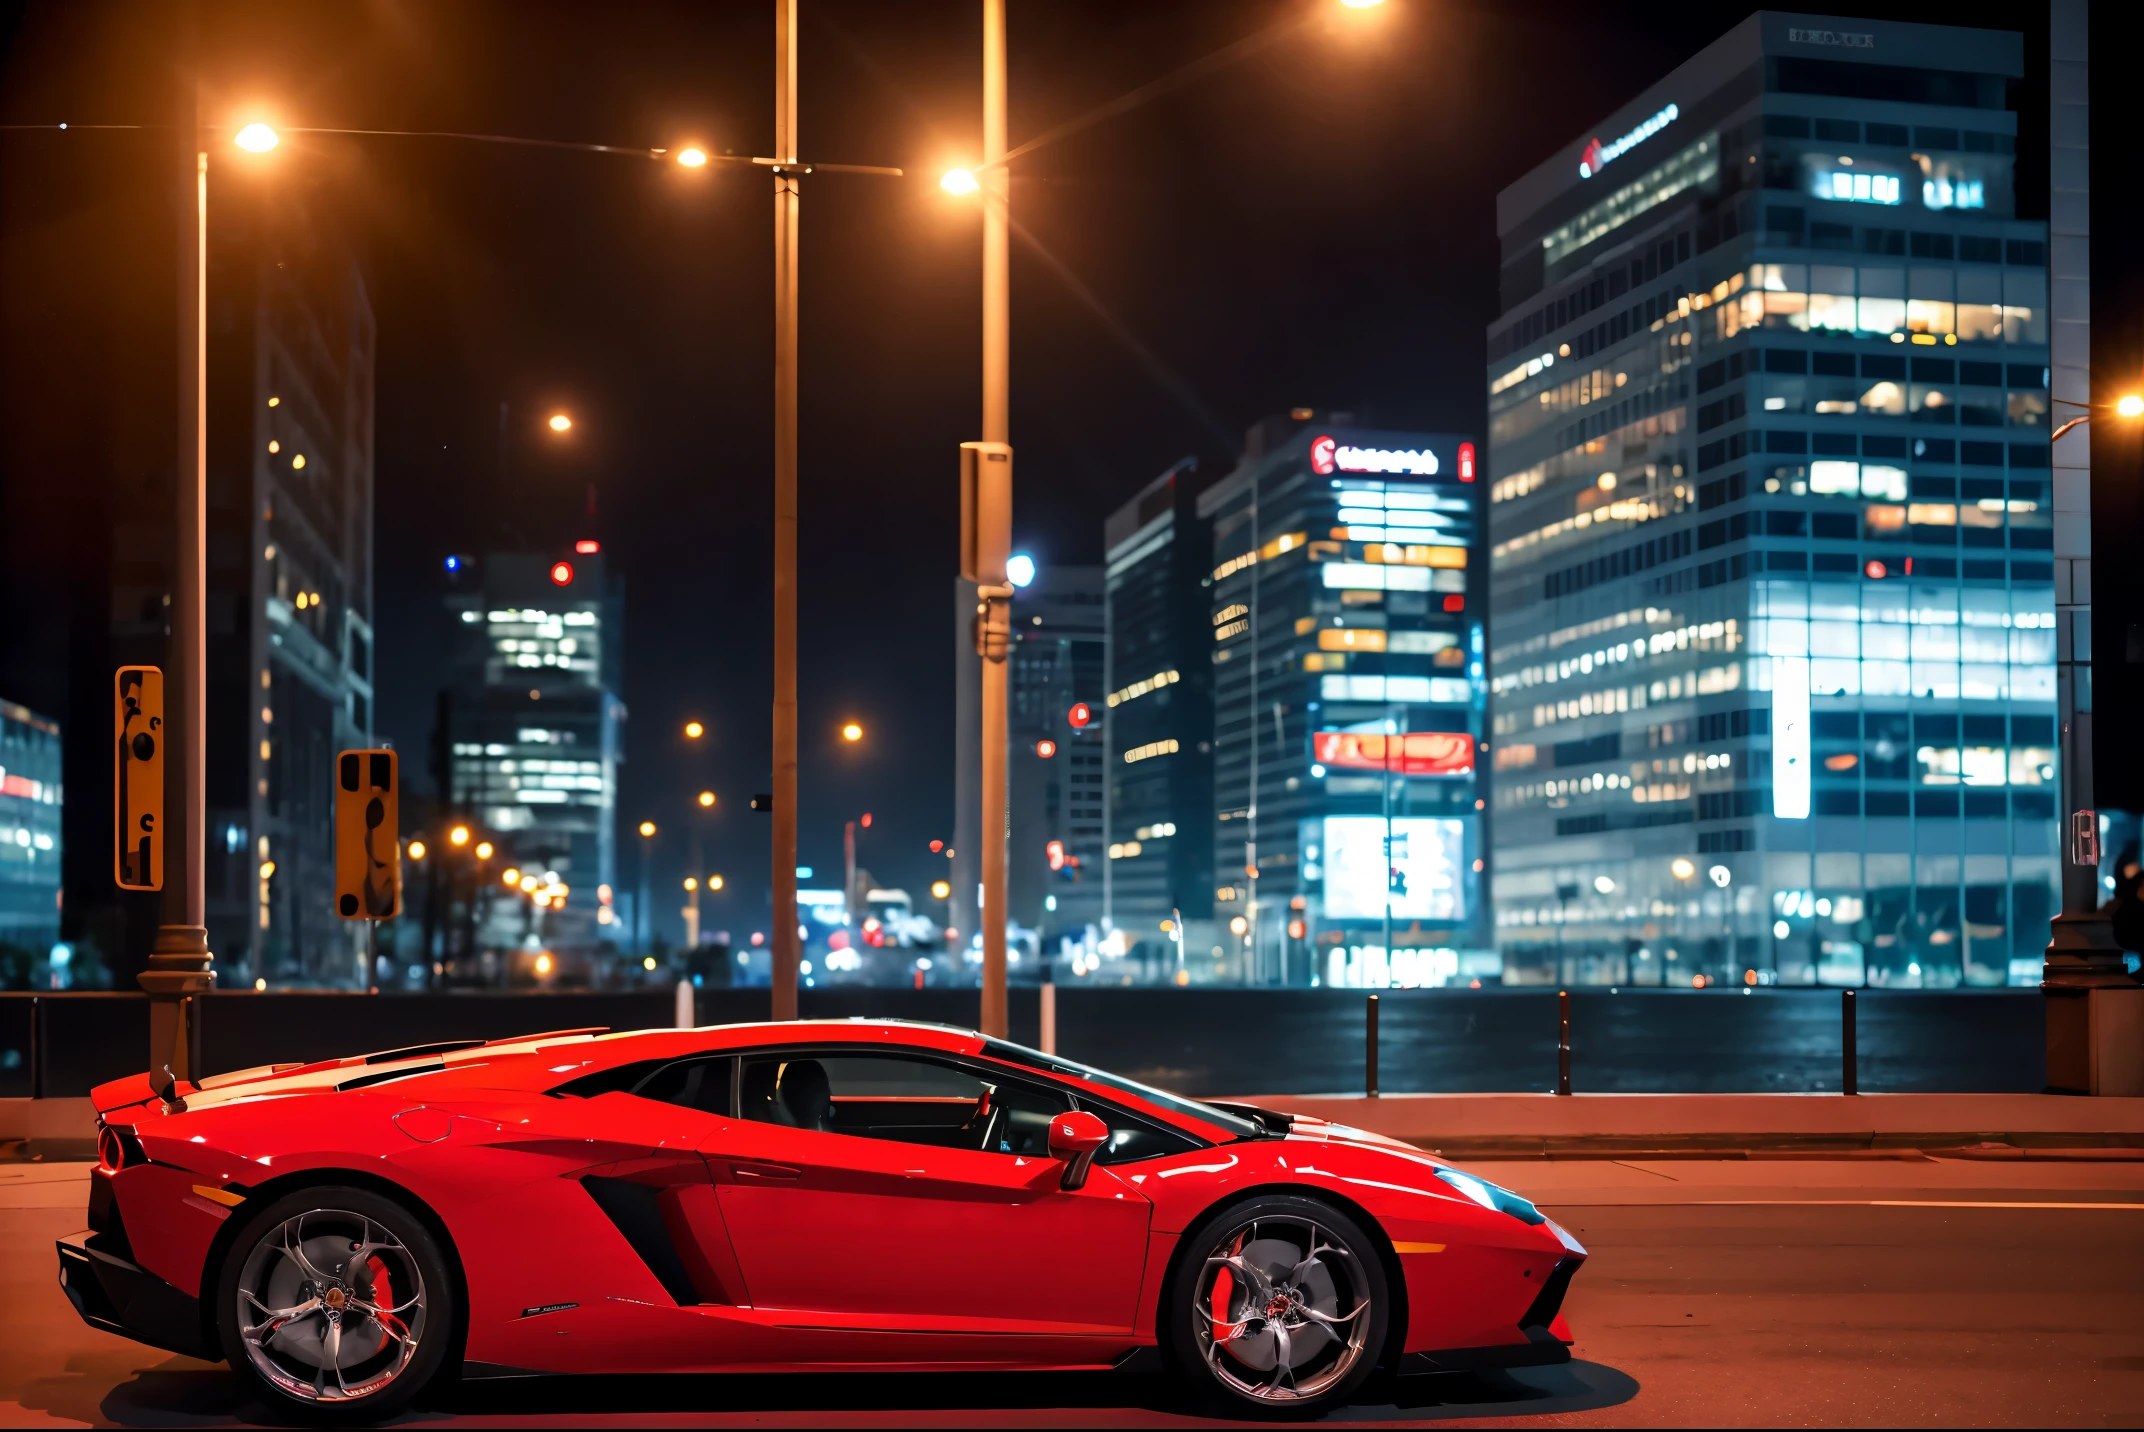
[{"xmin": 981, "ymin": 1038, "xmax": 1263, "ymax": 1139}]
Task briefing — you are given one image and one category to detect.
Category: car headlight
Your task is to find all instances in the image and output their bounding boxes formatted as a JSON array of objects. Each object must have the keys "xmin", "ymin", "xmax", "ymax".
[{"xmin": 1434, "ymin": 1167, "xmax": 1546, "ymax": 1226}]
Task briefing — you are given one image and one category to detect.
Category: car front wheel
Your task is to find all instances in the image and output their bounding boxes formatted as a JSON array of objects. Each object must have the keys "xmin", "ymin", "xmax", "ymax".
[
  {"xmin": 214, "ymin": 1185, "xmax": 454, "ymax": 1422},
  {"xmin": 1165, "ymin": 1194, "xmax": 1390, "ymax": 1415}
]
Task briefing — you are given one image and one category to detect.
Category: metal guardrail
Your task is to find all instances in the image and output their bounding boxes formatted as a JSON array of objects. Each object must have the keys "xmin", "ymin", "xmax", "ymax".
[{"xmin": 0, "ymin": 985, "xmax": 2043, "ymax": 1101}]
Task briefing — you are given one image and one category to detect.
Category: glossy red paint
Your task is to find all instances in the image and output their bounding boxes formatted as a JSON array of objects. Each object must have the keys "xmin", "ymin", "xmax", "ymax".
[{"xmin": 71, "ymin": 1020, "xmax": 1582, "ymax": 1381}]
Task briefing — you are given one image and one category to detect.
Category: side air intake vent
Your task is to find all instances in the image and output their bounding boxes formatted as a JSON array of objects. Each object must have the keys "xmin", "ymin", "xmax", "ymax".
[{"xmin": 579, "ymin": 1177, "xmax": 702, "ymax": 1306}]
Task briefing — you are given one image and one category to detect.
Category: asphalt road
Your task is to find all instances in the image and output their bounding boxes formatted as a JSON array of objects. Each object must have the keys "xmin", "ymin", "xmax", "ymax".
[{"xmin": 4, "ymin": 1157, "xmax": 2140, "ymax": 1428}]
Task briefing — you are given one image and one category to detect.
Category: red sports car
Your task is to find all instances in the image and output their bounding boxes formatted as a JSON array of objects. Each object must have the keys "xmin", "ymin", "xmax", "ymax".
[{"xmin": 59, "ymin": 1020, "xmax": 1583, "ymax": 1418}]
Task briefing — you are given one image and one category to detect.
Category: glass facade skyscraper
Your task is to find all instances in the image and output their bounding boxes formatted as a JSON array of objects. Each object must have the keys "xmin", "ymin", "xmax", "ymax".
[
  {"xmin": 0, "ymin": 698, "xmax": 61, "ymax": 955},
  {"xmin": 1486, "ymin": 14, "xmax": 2053, "ymax": 990},
  {"xmin": 1200, "ymin": 413, "xmax": 1489, "ymax": 988}
]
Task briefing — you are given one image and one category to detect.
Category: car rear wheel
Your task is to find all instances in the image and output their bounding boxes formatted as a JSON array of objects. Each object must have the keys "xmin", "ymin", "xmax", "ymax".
[
  {"xmin": 214, "ymin": 1185, "xmax": 454, "ymax": 1422},
  {"xmin": 1164, "ymin": 1194, "xmax": 1390, "ymax": 1415}
]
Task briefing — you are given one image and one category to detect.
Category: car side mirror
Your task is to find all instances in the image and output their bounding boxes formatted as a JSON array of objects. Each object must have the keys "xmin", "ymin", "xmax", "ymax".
[{"xmin": 1048, "ymin": 1110, "xmax": 1109, "ymax": 1191}]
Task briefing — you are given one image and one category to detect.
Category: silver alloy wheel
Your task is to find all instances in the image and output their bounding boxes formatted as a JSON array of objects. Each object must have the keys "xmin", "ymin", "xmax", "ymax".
[
  {"xmin": 1191, "ymin": 1213, "xmax": 1374, "ymax": 1402},
  {"xmin": 234, "ymin": 1207, "xmax": 426, "ymax": 1403}
]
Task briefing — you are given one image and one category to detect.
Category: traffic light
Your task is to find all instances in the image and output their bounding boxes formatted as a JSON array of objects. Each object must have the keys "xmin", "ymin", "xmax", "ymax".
[
  {"xmin": 114, "ymin": 666, "xmax": 163, "ymax": 890},
  {"xmin": 334, "ymin": 749, "xmax": 401, "ymax": 919}
]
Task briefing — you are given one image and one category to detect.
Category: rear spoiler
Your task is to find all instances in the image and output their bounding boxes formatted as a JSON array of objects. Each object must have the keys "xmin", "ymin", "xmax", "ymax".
[{"xmin": 90, "ymin": 1072, "xmax": 181, "ymax": 1117}]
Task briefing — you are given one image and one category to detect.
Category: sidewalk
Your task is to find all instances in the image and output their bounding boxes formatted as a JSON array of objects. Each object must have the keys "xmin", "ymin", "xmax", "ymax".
[{"xmin": 1244, "ymin": 1091, "xmax": 2144, "ymax": 1158}]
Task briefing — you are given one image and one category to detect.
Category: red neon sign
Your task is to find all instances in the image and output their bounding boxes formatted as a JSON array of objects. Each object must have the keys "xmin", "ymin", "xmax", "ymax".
[
  {"xmin": 1046, "ymin": 840, "xmax": 1066, "ymax": 872},
  {"xmin": 1067, "ymin": 703, "xmax": 1092, "ymax": 730},
  {"xmin": 549, "ymin": 561, "xmax": 574, "ymax": 586},
  {"xmin": 1312, "ymin": 730, "xmax": 1474, "ymax": 776},
  {"xmin": 574, "ymin": 539, "xmax": 600, "ymax": 554},
  {"xmin": 1309, "ymin": 435, "xmax": 1337, "ymax": 475},
  {"xmin": 1457, "ymin": 442, "xmax": 1476, "ymax": 482}
]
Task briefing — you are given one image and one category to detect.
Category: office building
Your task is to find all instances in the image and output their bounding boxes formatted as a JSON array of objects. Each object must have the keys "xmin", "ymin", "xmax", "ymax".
[
  {"xmin": 1102, "ymin": 459, "xmax": 1217, "ymax": 971},
  {"xmin": 443, "ymin": 549, "xmax": 625, "ymax": 958},
  {"xmin": 1485, "ymin": 14, "xmax": 2054, "ymax": 989},
  {"xmin": 1200, "ymin": 412, "xmax": 1489, "ymax": 987},
  {"xmin": 0, "ymin": 699, "xmax": 62, "ymax": 956},
  {"xmin": 191, "ymin": 185, "xmax": 377, "ymax": 987}
]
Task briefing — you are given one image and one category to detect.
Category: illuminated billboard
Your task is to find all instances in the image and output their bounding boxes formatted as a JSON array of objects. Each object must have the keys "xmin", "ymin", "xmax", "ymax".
[
  {"xmin": 1312, "ymin": 730, "xmax": 1474, "ymax": 776},
  {"xmin": 1318, "ymin": 816, "xmax": 1465, "ymax": 923}
]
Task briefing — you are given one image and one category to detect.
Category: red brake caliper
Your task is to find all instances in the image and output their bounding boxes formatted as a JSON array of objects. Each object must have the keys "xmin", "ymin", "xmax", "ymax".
[
  {"xmin": 1211, "ymin": 1231, "xmax": 1242, "ymax": 1362},
  {"xmin": 366, "ymin": 1257, "xmax": 396, "ymax": 1356}
]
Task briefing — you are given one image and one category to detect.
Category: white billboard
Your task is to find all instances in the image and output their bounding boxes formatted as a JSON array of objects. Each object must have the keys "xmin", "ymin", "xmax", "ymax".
[{"xmin": 1319, "ymin": 816, "xmax": 1465, "ymax": 923}]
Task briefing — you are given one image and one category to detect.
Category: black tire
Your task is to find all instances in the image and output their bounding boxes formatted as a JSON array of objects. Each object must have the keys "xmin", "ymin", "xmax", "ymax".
[
  {"xmin": 1162, "ymin": 1193, "xmax": 1391, "ymax": 1417},
  {"xmin": 214, "ymin": 1184, "xmax": 456, "ymax": 1423}
]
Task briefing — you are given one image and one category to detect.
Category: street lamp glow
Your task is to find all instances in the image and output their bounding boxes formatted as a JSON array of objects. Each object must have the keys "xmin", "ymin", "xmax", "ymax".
[
  {"xmin": 547, "ymin": 413, "xmax": 572, "ymax": 433},
  {"xmin": 684, "ymin": 720, "xmax": 704, "ymax": 739},
  {"xmin": 407, "ymin": 840, "xmax": 426, "ymax": 861},
  {"xmin": 842, "ymin": 722, "xmax": 864, "ymax": 742},
  {"xmin": 931, "ymin": 880, "xmax": 951, "ymax": 900},
  {"xmin": 449, "ymin": 826, "xmax": 470, "ymax": 847},
  {"xmin": 708, "ymin": 875, "xmax": 725, "ymax": 891},
  {"xmin": 474, "ymin": 841, "xmax": 494, "ymax": 860},
  {"xmin": 676, "ymin": 147, "xmax": 709, "ymax": 168},
  {"xmin": 697, "ymin": 790, "xmax": 716, "ymax": 808},
  {"xmin": 502, "ymin": 868, "xmax": 521, "ymax": 886},
  {"xmin": 1339, "ymin": 0, "xmax": 1386, "ymax": 8},
  {"xmin": 233, "ymin": 123, "xmax": 280, "ymax": 153},
  {"xmin": 1005, "ymin": 553, "xmax": 1036, "ymax": 587},
  {"xmin": 2120, "ymin": 394, "xmax": 2144, "ymax": 418},
  {"xmin": 638, "ymin": 820, "xmax": 657, "ymax": 838},
  {"xmin": 940, "ymin": 168, "xmax": 980, "ymax": 195},
  {"xmin": 684, "ymin": 877, "xmax": 698, "ymax": 892}
]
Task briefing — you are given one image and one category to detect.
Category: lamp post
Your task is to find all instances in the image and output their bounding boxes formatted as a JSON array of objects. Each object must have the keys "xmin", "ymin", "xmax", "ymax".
[
  {"xmin": 2044, "ymin": 395, "xmax": 2144, "ymax": 1067},
  {"xmin": 636, "ymin": 820, "xmax": 657, "ymax": 957},
  {"xmin": 140, "ymin": 86, "xmax": 220, "ymax": 1096}
]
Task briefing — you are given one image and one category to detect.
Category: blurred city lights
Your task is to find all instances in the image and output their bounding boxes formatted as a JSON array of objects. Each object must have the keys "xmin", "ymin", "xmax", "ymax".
[
  {"xmin": 930, "ymin": 880, "xmax": 951, "ymax": 900},
  {"xmin": 233, "ymin": 123, "xmax": 280, "ymax": 153},
  {"xmin": 940, "ymin": 168, "xmax": 979, "ymax": 195},
  {"xmin": 474, "ymin": 841, "xmax": 494, "ymax": 860},
  {"xmin": 2120, "ymin": 394, "xmax": 2144, "ymax": 418},
  {"xmin": 644, "ymin": 955, "xmax": 658, "ymax": 970},
  {"xmin": 1006, "ymin": 553, "xmax": 1036, "ymax": 587},
  {"xmin": 708, "ymin": 875, "xmax": 725, "ymax": 891},
  {"xmin": 697, "ymin": 790, "xmax": 716, "ymax": 807},
  {"xmin": 502, "ymin": 868, "xmax": 520, "ymax": 885},
  {"xmin": 1036, "ymin": 739, "xmax": 1057, "ymax": 758},
  {"xmin": 842, "ymin": 722, "xmax": 863, "ymax": 742},
  {"xmin": 684, "ymin": 721, "xmax": 704, "ymax": 739},
  {"xmin": 677, "ymin": 147, "xmax": 708, "ymax": 167},
  {"xmin": 407, "ymin": 840, "xmax": 426, "ymax": 861},
  {"xmin": 534, "ymin": 953, "xmax": 553, "ymax": 976},
  {"xmin": 449, "ymin": 826, "xmax": 470, "ymax": 846},
  {"xmin": 550, "ymin": 561, "xmax": 574, "ymax": 586},
  {"xmin": 547, "ymin": 413, "xmax": 572, "ymax": 432},
  {"xmin": 638, "ymin": 821, "xmax": 656, "ymax": 838},
  {"xmin": 684, "ymin": 877, "xmax": 698, "ymax": 892}
]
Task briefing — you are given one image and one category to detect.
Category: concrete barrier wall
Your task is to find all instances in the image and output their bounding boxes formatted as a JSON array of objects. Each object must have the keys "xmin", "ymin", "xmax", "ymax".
[{"xmin": 0, "ymin": 985, "xmax": 2043, "ymax": 1102}]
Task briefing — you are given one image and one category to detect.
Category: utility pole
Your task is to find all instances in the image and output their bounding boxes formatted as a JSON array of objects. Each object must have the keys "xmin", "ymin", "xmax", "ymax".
[
  {"xmin": 141, "ymin": 69, "xmax": 215, "ymax": 1091},
  {"xmin": 976, "ymin": 0, "xmax": 1012, "ymax": 1039},
  {"xmin": 769, "ymin": 0, "xmax": 802, "ymax": 1021}
]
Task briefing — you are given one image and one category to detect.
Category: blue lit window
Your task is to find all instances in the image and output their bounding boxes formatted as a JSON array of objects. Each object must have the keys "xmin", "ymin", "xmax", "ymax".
[{"xmin": 1815, "ymin": 170, "xmax": 1902, "ymax": 205}]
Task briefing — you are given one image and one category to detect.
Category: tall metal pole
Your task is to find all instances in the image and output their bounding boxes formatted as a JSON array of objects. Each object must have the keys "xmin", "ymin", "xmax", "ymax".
[
  {"xmin": 141, "ymin": 73, "xmax": 215, "ymax": 1089},
  {"xmin": 769, "ymin": 0, "xmax": 802, "ymax": 1021},
  {"xmin": 977, "ymin": 0, "xmax": 1011, "ymax": 1038}
]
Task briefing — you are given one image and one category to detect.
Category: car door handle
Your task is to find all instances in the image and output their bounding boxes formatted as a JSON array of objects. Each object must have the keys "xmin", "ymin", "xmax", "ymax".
[{"xmin": 730, "ymin": 1161, "xmax": 802, "ymax": 1181}]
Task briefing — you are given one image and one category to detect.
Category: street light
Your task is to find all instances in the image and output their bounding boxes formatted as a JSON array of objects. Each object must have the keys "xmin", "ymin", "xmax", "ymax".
[
  {"xmin": 698, "ymin": 790, "xmax": 716, "ymax": 808},
  {"xmin": 449, "ymin": 826, "xmax": 470, "ymax": 847},
  {"xmin": 841, "ymin": 722, "xmax": 864, "ymax": 743},
  {"xmin": 676, "ymin": 147, "xmax": 709, "ymax": 168},
  {"xmin": 940, "ymin": 168, "xmax": 980, "ymax": 195},
  {"xmin": 407, "ymin": 840, "xmax": 427, "ymax": 861},
  {"xmin": 474, "ymin": 841, "xmax": 494, "ymax": 860},
  {"xmin": 684, "ymin": 720, "xmax": 704, "ymax": 739},
  {"xmin": 232, "ymin": 122, "xmax": 279, "ymax": 153},
  {"xmin": 1005, "ymin": 553, "xmax": 1037, "ymax": 587},
  {"xmin": 638, "ymin": 821, "xmax": 657, "ymax": 838}
]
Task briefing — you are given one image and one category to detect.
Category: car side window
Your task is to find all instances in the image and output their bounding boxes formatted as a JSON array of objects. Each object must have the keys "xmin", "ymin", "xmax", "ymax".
[
  {"xmin": 737, "ymin": 1052, "xmax": 1071, "ymax": 1155},
  {"xmin": 632, "ymin": 1056, "xmax": 733, "ymax": 1117},
  {"xmin": 1089, "ymin": 1113, "xmax": 1202, "ymax": 1166}
]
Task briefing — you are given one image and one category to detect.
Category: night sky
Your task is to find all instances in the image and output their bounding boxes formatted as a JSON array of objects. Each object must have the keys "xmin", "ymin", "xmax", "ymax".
[{"xmin": 0, "ymin": 0, "xmax": 2044, "ymax": 947}]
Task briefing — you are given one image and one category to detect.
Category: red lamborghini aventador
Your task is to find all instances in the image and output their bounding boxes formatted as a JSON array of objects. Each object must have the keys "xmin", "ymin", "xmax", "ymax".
[{"xmin": 58, "ymin": 1019, "xmax": 1583, "ymax": 1418}]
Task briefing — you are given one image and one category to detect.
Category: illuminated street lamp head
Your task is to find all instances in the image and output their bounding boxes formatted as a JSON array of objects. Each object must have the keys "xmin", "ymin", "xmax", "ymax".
[
  {"xmin": 1005, "ymin": 553, "xmax": 1037, "ymax": 588},
  {"xmin": 233, "ymin": 123, "xmax": 280, "ymax": 153},
  {"xmin": 684, "ymin": 877, "xmax": 698, "ymax": 892},
  {"xmin": 407, "ymin": 840, "xmax": 426, "ymax": 861},
  {"xmin": 2120, "ymin": 394, "xmax": 2144, "ymax": 418},
  {"xmin": 684, "ymin": 720, "xmax": 704, "ymax": 739},
  {"xmin": 547, "ymin": 413, "xmax": 572, "ymax": 433},
  {"xmin": 842, "ymin": 722, "xmax": 864, "ymax": 743},
  {"xmin": 697, "ymin": 790, "xmax": 716, "ymax": 808},
  {"xmin": 449, "ymin": 826, "xmax": 470, "ymax": 847},
  {"xmin": 502, "ymin": 868, "xmax": 520, "ymax": 886},
  {"xmin": 940, "ymin": 168, "xmax": 980, "ymax": 195},
  {"xmin": 930, "ymin": 880, "xmax": 951, "ymax": 900},
  {"xmin": 638, "ymin": 820, "xmax": 657, "ymax": 838},
  {"xmin": 474, "ymin": 841, "xmax": 494, "ymax": 860},
  {"xmin": 676, "ymin": 147, "xmax": 709, "ymax": 168},
  {"xmin": 708, "ymin": 875, "xmax": 725, "ymax": 891}
]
